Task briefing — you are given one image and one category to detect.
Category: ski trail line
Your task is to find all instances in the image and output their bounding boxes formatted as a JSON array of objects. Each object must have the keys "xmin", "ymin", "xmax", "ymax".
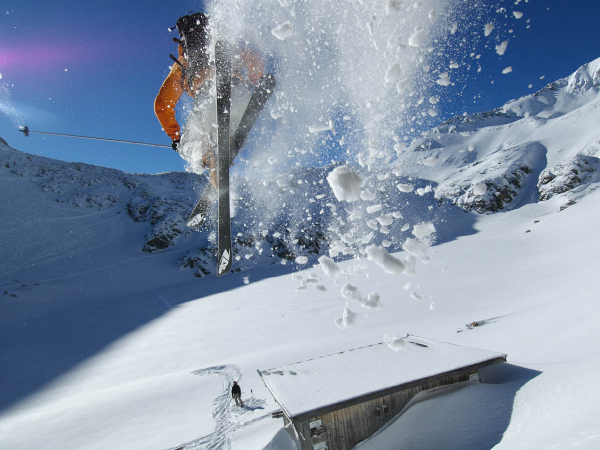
[{"xmin": 166, "ymin": 365, "xmax": 270, "ymax": 450}]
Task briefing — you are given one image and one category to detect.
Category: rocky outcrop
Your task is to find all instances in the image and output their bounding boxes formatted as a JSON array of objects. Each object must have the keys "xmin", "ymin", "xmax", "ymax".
[{"xmin": 538, "ymin": 154, "xmax": 596, "ymax": 201}]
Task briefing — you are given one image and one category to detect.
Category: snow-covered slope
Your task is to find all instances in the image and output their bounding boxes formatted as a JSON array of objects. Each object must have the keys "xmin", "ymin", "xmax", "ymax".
[
  {"xmin": 2, "ymin": 58, "xmax": 600, "ymax": 450},
  {"xmin": 397, "ymin": 57, "xmax": 600, "ymax": 214},
  {"xmin": 2, "ymin": 165, "xmax": 599, "ymax": 450},
  {"xmin": 0, "ymin": 140, "xmax": 474, "ymax": 283}
]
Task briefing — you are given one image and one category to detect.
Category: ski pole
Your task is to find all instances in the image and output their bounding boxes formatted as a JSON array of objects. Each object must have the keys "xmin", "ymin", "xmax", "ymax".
[{"xmin": 18, "ymin": 126, "xmax": 171, "ymax": 149}]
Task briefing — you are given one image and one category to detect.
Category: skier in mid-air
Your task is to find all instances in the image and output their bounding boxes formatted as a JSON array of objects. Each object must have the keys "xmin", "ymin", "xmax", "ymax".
[
  {"xmin": 155, "ymin": 12, "xmax": 276, "ymax": 275},
  {"xmin": 154, "ymin": 12, "xmax": 268, "ymax": 188}
]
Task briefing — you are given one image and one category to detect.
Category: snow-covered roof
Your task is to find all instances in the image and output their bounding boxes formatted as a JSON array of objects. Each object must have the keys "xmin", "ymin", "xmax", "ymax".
[{"xmin": 258, "ymin": 335, "xmax": 506, "ymax": 419}]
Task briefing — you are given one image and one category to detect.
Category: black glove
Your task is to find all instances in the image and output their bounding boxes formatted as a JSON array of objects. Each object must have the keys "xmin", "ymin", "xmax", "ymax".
[{"xmin": 172, "ymin": 139, "xmax": 180, "ymax": 152}]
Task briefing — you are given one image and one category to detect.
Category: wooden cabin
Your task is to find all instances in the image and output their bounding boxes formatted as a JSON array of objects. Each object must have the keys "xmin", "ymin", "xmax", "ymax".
[{"xmin": 258, "ymin": 335, "xmax": 506, "ymax": 450}]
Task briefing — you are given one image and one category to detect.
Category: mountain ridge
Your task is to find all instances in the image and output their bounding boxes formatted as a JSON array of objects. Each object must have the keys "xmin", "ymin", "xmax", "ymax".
[{"xmin": 398, "ymin": 56, "xmax": 600, "ymax": 214}]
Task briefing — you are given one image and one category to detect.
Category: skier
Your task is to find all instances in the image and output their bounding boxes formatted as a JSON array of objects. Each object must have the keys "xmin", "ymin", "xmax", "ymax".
[
  {"xmin": 154, "ymin": 12, "xmax": 265, "ymax": 187},
  {"xmin": 231, "ymin": 380, "xmax": 244, "ymax": 407}
]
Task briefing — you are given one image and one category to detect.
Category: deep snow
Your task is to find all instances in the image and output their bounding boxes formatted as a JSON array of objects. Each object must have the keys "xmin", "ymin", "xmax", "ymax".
[{"xmin": 2, "ymin": 153, "xmax": 599, "ymax": 449}]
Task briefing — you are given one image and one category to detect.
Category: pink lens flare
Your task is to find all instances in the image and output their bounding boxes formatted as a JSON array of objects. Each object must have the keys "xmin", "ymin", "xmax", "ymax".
[{"xmin": 0, "ymin": 40, "xmax": 115, "ymax": 71}]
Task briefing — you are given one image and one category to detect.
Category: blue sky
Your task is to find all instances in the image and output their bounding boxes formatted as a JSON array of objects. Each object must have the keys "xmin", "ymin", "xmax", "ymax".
[{"xmin": 0, "ymin": 0, "xmax": 599, "ymax": 174}]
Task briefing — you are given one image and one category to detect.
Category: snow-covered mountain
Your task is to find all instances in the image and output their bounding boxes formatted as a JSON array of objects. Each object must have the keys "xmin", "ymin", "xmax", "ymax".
[
  {"xmin": 0, "ymin": 141, "xmax": 466, "ymax": 282},
  {"xmin": 397, "ymin": 57, "xmax": 600, "ymax": 214},
  {"xmin": 2, "ymin": 58, "xmax": 600, "ymax": 450}
]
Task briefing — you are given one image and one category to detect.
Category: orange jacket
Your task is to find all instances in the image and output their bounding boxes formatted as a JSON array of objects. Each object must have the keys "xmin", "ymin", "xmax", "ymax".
[{"xmin": 155, "ymin": 46, "xmax": 264, "ymax": 142}]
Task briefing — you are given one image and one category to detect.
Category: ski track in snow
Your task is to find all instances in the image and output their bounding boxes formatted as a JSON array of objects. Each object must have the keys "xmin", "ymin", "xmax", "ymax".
[{"xmin": 167, "ymin": 365, "xmax": 270, "ymax": 450}]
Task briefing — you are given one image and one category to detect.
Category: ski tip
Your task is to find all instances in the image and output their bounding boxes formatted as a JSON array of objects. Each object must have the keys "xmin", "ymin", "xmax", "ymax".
[
  {"xmin": 217, "ymin": 248, "xmax": 232, "ymax": 276},
  {"xmin": 186, "ymin": 215, "xmax": 204, "ymax": 228}
]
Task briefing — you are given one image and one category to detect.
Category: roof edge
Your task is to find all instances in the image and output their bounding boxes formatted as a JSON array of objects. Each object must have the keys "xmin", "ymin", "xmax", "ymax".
[{"xmin": 257, "ymin": 368, "xmax": 294, "ymax": 420}]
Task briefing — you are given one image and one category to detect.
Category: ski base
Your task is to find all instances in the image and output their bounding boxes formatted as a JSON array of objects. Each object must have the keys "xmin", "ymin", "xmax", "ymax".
[
  {"xmin": 215, "ymin": 40, "xmax": 232, "ymax": 276},
  {"xmin": 186, "ymin": 73, "xmax": 276, "ymax": 229}
]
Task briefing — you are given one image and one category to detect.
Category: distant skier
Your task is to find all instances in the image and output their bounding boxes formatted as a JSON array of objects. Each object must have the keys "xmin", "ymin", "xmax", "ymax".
[
  {"xmin": 154, "ymin": 12, "xmax": 265, "ymax": 187},
  {"xmin": 231, "ymin": 380, "xmax": 244, "ymax": 407}
]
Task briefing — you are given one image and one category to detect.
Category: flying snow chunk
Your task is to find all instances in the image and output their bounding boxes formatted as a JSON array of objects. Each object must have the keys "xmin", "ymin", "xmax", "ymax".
[
  {"xmin": 377, "ymin": 214, "xmax": 393, "ymax": 226},
  {"xmin": 341, "ymin": 284, "xmax": 362, "ymax": 302},
  {"xmin": 428, "ymin": 9, "xmax": 437, "ymax": 23},
  {"xmin": 404, "ymin": 255, "xmax": 416, "ymax": 276},
  {"xmin": 348, "ymin": 209, "xmax": 363, "ymax": 221},
  {"xmin": 309, "ymin": 120, "xmax": 334, "ymax": 134},
  {"xmin": 386, "ymin": 0, "xmax": 402, "ymax": 15},
  {"xmin": 384, "ymin": 334, "xmax": 406, "ymax": 351},
  {"xmin": 295, "ymin": 256, "xmax": 308, "ymax": 264},
  {"xmin": 385, "ymin": 63, "xmax": 403, "ymax": 84},
  {"xmin": 367, "ymin": 219, "xmax": 379, "ymax": 231},
  {"xmin": 272, "ymin": 21, "xmax": 294, "ymax": 40},
  {"xmin": 429, "ymin": 96, "xmax": 439, "ymax": 104},
  {"xmin": 365, "ymin": 245, "xmax": 405, "ymax": 275},
  {"xmin": 412, "ymin": 222, "xmax": 436, "ymax": 239},
  {"xmin": 484, "ymin": 23, "xmax": 494, "ymax": 37},
  {"xmin": 502, "ymin": 66, "xmax": 513, "ymax": 74},
  {"xmin": 402, "ymin": 238, "xmax": 429, "ymax": 257},
  {"xmin": 243, "ymin": 276, "xmax": 250, "ymax": 285},
  {"xmin": 410, "ymin": 291, "xmax": 423, "ymax": 301},
  {"xmin": 450, "ymin": 23, "xmax": 458, "ymax": 35},
  {"xmin": 327, "ymin": 165, "xmax": 363, "ymax": 202},
  {"xmin": 360, "ymin": 190, "xmax": 377, "ymax": 201},
  {"xmin": 343, "ymin": 307, "xmax": 357, "ymax": 327},
  {"xmin": 473, "ymin": 183, "xmax": 488, "ymax": 196},
  {"xmin": 437, "ymin": 72, "xmax": 451, "ymax": 86},
  {"xmin": 361, "ymin": 232, "xmax": 374, "ymax": 245},
  {"xmin": 496, "ymin": 41, "xmax": 508, "ymax": 56},
  {"xmin": 366, "ymin": 204, "xmax": 382, "ymax": 214},
  {"xmin": 423, "ymin": 156, "xmax": 438, "ymax": 166},
  {"xmin": 363, "ymin": 293, "xmax": 383, "ymax": 310},
  {"xmin": 396, "ymin": 78, "xmax": 410, "ymax": 93},
  {"xmin": 408, "ymin": 27, "xmax": 424, "ymax": 47},
  {"xmin": 396, "ymin": 183, "xmax": 414, "ymax": 193},
  {"xmin": 318, "ymin": 255, "xmax": 340, "ymax": 278},
  {"xmin": 513, "ymin": 11, "xmax": 523, "ymax": 19}
]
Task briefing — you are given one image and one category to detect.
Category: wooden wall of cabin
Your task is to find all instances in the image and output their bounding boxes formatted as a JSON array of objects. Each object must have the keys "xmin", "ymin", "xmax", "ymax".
[
  {"xmin": 304, "ymin": 370, "xmax": 475, "ymax": 450},
  {"xmin": 293, "ymin": 418, "xmax": 316, "ymax": 450}
]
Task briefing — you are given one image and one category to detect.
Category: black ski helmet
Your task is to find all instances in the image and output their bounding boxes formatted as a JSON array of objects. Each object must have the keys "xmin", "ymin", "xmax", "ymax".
[{"xmin": 175, "ymin": 12, "xmax": 210, "ymax": 72}]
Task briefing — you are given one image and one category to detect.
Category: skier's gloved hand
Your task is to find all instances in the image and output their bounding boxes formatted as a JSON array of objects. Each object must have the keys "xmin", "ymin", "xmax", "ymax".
[{"xmin": 172, "ymin": 139, "xmax": 181, "ymax": 152}]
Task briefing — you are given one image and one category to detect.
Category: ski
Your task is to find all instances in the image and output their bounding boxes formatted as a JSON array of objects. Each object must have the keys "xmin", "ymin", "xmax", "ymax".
[
  {"xmin": 215, "ymin": 40, "xmax": 233, "ymax": 276},
  {"xmin": 186, "ymin": 185, "xmax": 216, "ymax": 228},
  {"xmin": 186, "ymin": 73, "xmax": 276, "ymax": 228}
]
